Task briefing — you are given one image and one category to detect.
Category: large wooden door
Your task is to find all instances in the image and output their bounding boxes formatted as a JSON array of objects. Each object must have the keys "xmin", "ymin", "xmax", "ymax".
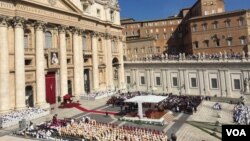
[{"xmin": 45, "ymin": 73, "xmax": 56, "ymax": 104}]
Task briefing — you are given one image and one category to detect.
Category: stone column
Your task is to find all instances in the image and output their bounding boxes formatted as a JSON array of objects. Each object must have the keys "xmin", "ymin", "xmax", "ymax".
[
  {"xmin": 118, "ymin": 37, "xmax": 125, "ymax": 89},
  {"xmin": 198, "ymin": 70, "xmax": 205, "ymax": 96},
  {"xmin": 203, "ymin": 70, "xmax": 209, "ymax": 96},
  {"xmin": 183, "ymin": 70, "xmax": 189, "ymax": 95},
  {"xmin": 105, "ymin": 34, "xmax": 113, "ymax": 89},
  {"xmin": 161, "ymin": 69, "xmax": 166, "ymax": 93},
  {"xmin": 72, "ymin": 28, "xmax": 82, "ymax": 97},
  {"xmin": 91, "ymin": 32, "xmax": 99, "ymax": 91},
  {"xmin": 58, "ymin": 26, "xmax": 68, "ymax": 98},
  {"xmin": 135, "ymin": 69, "xmax": 139, "ymax": 90},
  {"xmin": 219, "ymin": 70, "xmax": 226, "ymax": 97},
  {"xmin": 224, "ymin": 70, "xmax": 232, "ymax": 97},
  {"xmin": 166, "ymin": 70, "xmax": 172, "ymax": 93},
  {"xmin": 0, "ymin": 16, "xmax": 10, "ymax": 113},
  {"xmin": 14, "ymin": 17, "xmax": 26, "ymax": 110},
  {"xmin": 35, "ymin": 21, "xmax": 49, "ymax": 109},
  {"xmin": 78, "ymin": 31, "xmax": 84, "ymax": 95}
]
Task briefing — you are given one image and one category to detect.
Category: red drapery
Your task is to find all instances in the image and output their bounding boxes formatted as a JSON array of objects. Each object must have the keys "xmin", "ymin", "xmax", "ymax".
[{"xmin": 45, "ymin": 73, "xmax": 56, "ymax": 104}]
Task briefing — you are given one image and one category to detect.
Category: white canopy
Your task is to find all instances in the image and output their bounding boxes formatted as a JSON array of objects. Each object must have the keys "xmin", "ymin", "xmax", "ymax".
[{"xmin": 125, "ymin": 95, "xmax": 167, "ymax": 104}]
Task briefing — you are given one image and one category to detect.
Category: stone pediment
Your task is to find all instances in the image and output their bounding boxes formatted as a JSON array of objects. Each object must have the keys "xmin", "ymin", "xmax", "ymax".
[{"xmin": 25, "ymin": 0, "xmax": 82, "ymax": 14}]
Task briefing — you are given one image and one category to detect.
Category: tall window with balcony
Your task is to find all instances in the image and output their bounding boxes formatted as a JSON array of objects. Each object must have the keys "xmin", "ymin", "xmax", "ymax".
[{"xmin": 45, "ymin": 31, "xmax": 52, "ymax": 48}]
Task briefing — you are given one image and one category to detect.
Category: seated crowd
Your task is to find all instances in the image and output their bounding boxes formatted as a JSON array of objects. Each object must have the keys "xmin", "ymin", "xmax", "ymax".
[
  {"xmin": 83, "ymin": 90, "xmax": 117, "ymax": 98},
  {"xmin": 107, "ymin": 91, "xmax": 203, "ymax": 115},
  {"xmin": 0, "ymin": 108, "xmax": 47, "ymax": 127},
  {"xmin": 15, "ymin": 116, "xmax": 168, "ymax": 141},
  {"xmin": 233, "ymin": 103, "xmax": 250, "ymax": 125}
]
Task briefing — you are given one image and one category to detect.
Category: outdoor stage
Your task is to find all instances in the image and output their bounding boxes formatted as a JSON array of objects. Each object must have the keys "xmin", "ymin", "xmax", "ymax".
[{"xmin": 120, "ymin": 95, "xmax": 174, "ymax": 125}]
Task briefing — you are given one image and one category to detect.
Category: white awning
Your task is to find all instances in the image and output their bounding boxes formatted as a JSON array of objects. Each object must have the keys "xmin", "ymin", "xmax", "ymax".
[{"xmin": 124, "ymin": 95, "xmax": 167, "ymax": 103}]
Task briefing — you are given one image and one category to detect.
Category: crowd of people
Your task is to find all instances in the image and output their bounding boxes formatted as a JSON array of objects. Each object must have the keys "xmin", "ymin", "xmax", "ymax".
[
  {"xmin": 0, "ymin": 108, "xmax": 48, "ymax": 128},
  {"xmin": 128, "ymin": 52, "xmax": 246, "ymax": 62},
  {"xmin": 233, "ymin": 103, "xmax": 250, "ymax": 125},
  {"xmin": 107, "ymin": 91, "xmax": 203, "ymax": 115},
  {"xmin": 14, "ymin": 116, "xmax": 168, "ymax": 141}
]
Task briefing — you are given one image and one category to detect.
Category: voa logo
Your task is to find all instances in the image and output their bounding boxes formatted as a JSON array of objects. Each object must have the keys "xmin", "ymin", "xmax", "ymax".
[{"xmin": 226, "ymin": 129, "xmax": 246, "ymax": 136}]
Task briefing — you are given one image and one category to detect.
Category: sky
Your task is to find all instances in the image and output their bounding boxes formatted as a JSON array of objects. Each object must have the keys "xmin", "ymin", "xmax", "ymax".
[{"xmin": 119, "ymin": 0, "xmax": 250, "ymax": 21}]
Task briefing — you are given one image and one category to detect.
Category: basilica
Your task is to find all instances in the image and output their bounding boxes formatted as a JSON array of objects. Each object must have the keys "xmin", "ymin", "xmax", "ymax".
[{"xmin": 0, "ymin": 0, "xmax": 125, "ymax": 114}]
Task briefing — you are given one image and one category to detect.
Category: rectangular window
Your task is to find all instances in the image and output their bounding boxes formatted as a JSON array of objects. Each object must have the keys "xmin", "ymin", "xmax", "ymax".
[
  {"xmin": 234, "ymin": 79, "xmax": 241, "ymax": 90},
  {"xmin": 126, "ymin": 76, "xmax": 131, "ymax": 84},
  {"xmin": 202, "ymin": 24, "xmax": 207, "ymax": 31},
  {"xmin": 211, "ymin": 78, "xmax": 218, "ymax": 88},
  {"xmin": 225, "ymin": 21, "xmax": 230, "ymax": 27},
  {"xmin": 156, "ymin": 77, "xmax": 161, "ymax": 86},
  {"xmin": 204, "ymin": 40, "xmax": 209, "ymax": 48},
  {"xmin": 194, "ymin": 41, "xmax": 199, "ymax": 49},
  {"xmin": 24, "ymin": 35, "xmax": 28, "ymax": 48},
  {"xmin": 191, "ymin": 78, "xmax": 197, "ymax": 88},
  {"xmin": 227, "ymin": 39, "xmax": 232, "ymax": 46},
  {"xmin": 240, "ymin": 38, "xmax": 246, "ymax": 45},
  {"xmin": 140, "ymin": 76, "xmax": 145, "ymax": 85},
  {"xmin": 173, "ymin": 77, "xmax": 178, "ymax": 87},
  {"xmin": 213, "ymin": 23, "xmax": 218, "ymax": 29},
  {"xmin": 97, "ymin": 9, "xmax": 101, "ymax": 17},
  {"xmin": 215, "ymin": 40, "xmax": 220, "ymax": 47},
  {"xmin": 239, "ymin": 19, "xmax": 244, "ymax": 26},
  {"xmin": 192, "ymin": 25, "xmax": 197, "ymax": 32}
]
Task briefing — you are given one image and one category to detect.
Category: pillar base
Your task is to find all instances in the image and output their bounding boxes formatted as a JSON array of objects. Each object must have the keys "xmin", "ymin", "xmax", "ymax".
[
  {"xmin": 15, "ymin": 106, "xmax": 27, "ymax": 111},
  {"xmin": 0, "ymin": 109, "xmax": 11, "ymax": 115},
  {"xmin": 36, "ymin": 103, "xmax": 50, "ymax": 110}
]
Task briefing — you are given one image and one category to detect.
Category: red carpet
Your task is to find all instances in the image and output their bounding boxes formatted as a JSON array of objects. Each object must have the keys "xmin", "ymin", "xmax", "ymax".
[
  {"xmin": 59, "ymin": 102, "xmax": 118, "ymax": 115},
  {"xmin": 74, "ymin": 105, "xmax": 118, "ymax": 115}
]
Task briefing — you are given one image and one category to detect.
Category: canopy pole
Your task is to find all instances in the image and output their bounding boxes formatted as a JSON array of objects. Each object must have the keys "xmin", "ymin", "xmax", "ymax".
[{"xmin": 138, "ymin": 102, "xmax": 143, "ymax": 119}]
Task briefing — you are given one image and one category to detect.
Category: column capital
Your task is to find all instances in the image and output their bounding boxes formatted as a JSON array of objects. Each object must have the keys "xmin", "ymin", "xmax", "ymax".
[
  {"xmin": 90, "ymin": 31, "xmax": 100, "ymax": 37},
  {"xmin": 12, "ymin": 16, "xmax": 25, "ymax": 28},
  {"xmin": 104, "ymin": 33, "xmax": 112, "ymax": 39},
  {"xmin": 0, "ymin": 16, "xmax": 10, "ymax": 27},
  {"xmin": 58, "ymin": 25, "xmax": 68, "ymax": 34},
  {"xmin": 70, "ymin": 27, "xmax": 80, "ymax": 35},
  {"xmin": 34, "ymin": 21, "xmax": 46, "ymax": 31}
]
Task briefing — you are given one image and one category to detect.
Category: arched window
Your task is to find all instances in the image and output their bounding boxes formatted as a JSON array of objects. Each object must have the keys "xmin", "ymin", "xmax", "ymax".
[
  {"xmin": 82, "ymin": 36, "xmax": 87, "ymax": 50},
  {"xmin": 98, "ymin": 38, "xmax": 102, "ymax": 51},
  {"xmin": 45, "ymin": 31, "xmax": 52, "ymax": 48},
  {"xmin": 111, "ymin": 40, "xmax": 116, "ymax": 52},
  {"xmin": 24, "ymin": 29, "xmax": 31, "ymax": 48}
]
